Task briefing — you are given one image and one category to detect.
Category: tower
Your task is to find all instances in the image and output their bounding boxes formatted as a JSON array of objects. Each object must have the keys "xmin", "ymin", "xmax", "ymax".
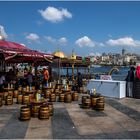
[{"xmin": 122, "ymin": 48, "xmax": 126, "ymax": 56}]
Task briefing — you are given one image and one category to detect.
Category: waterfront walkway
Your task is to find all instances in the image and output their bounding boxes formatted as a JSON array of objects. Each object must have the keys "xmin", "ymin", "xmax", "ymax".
[{"xmin": 0, "ymin": 95, "xmax": 140, "ymax": 139}]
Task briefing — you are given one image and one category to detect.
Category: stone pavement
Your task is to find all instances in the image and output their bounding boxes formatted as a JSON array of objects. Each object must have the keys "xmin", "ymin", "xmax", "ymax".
[{"xmin": 0, "ymin": 95, "xmax": 140, "ymax": 139}]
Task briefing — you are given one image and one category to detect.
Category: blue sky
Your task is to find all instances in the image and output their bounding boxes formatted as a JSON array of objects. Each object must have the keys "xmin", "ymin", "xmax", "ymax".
[{"xmin": 0, "ymin": 1, "xmax": 140, "ymax": 56}]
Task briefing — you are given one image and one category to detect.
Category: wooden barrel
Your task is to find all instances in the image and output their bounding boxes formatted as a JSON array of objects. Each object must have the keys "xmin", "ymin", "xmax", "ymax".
[
  {"xmin": 29, "ymin": 94, "xmax": 34, "ymax": 101},
  {"xmin": 4, "ymin": 92, "xmax": 8, "ymax": 100},
  {"xmin": 22, "ymin": 95, "xmax": 30, "ymax": 105},
  {"xmin": 82, "ymin": 96, "xmax": 89, "ymax": 104},
  {"xmin": 39, "ymin": 105, "xmax": 50, "ymax": 119},
  {"xmin": 51, "ymin": 88, "xmax": 55, "ymax": 93},
  {"xmin": 32, "ymin": 86, "xmax": 36, "ymax": 90},
  {"xmin": 48, "ymin": 102, "xmax": 54, "ymax": 116},
  {"xmin": 20, "ymin": 106, "xmax": 31, "ymax": 121},
  {"xmin": 99, "ymin": 96, "xmax": 105, "ymax": 102},
  {"xmin": 96, "ymin": 99, "xmax": 105, "ymax": 111},
  {"xmin": 44, "ymin": 90, "xmax": 51, "ymax": 99},
  {"xmin": 64, "ymin": 93, "xmax": 72, "ymax": 103},
  {"xmin": 13, "ymin": 90, "xmax": 19, "ymax": 98},
  {"xmin": 59, "ymin": 93, "xmax": 65, "ymax": 102},
  {"xmin": 18, "ymin": 86, "xmax": 22, "ymax": 92},
  {"xmin": 72, "ymin": 92, "xmax": 78, "ymax": 101},
  {"xmin": 55, "ymin": 88, "xmax": 60, "ymax": 96},
  {"xmin": 5, "ymin": 95, "xmax": 13, "ymax": 105},
  {"xmin": 90, "ymin": 97, "xmax": 99, "ymax": 108},
  {"xmin": 50, "ymin": 93, "xmax": 56, "ymax": 102},
  {"xmin": 23, "ymin": 87, "xmax": 26, "ymax": 92},
  {"xmin": 82, "ymin": 96, "xmax": 91, "ymax": 109},
  {"xmin": 56, "ymin": 84, "xmax": 62, "ymax": 90},
  {"xmin": 37, "ymin": 90, "xmax": 42, "ymax": 94},
  {"xmin": 80, "ymin": 87, "xmax": 83, "ymax": 93},
  {"xmin": 26, "ymin": 86, "xmax": 30, "ymax": 92},
  {"xmin": 17, "ymin": 94, "xmax": 23, "ymax": 104},
  {"xmin": 31, "ymin": 105, "xmax": 40, "ymax": 118},
  {"xmin": 8, "ymin": 91, "xmax": 13, "ymax": 97},
  {"xmin": 0, "ymin": 97, "xmax": 2, "ymax": 107}
]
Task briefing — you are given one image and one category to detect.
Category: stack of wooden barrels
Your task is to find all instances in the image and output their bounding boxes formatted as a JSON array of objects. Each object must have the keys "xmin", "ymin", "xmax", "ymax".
[
  {"xmin": 58, "ymin": 91, "xmax": 79, "ymax": 103},
  {"xmin": 19, "ymin": 102, "xmax": 54, "ymax": 121},
  {"xmin": 81, "ymin": 94, "xmax": 105, "ymax": 111}
]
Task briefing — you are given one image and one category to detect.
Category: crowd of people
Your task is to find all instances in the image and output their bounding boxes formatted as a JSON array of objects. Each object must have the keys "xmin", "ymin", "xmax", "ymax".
[{"xmin": 0, "ymin": 66, "xmax": 51, "ymax": 92}]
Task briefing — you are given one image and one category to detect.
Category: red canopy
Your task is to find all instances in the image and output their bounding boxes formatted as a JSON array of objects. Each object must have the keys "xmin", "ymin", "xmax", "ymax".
[
  {"xmin": 0, "ymin": 40, "xmax": 29, "ymax": 50},
  {"xmin": 0, "ymin": 40, "xmax": 53, "ymax": 64}
]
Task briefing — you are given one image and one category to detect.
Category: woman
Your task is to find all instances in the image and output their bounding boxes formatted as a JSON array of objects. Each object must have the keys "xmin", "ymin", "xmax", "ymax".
[{"xmin": 133, "ymin": 65, "xmax": 140, "ymax": 98}]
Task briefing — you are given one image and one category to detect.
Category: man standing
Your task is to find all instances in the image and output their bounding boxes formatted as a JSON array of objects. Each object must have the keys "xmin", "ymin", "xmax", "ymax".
[
  {"xmin": 43, "ymin": 67, "xmax": 49, "ymax": 87},
  {"xmin": 125, "ymin": 66, "xmax": 135, "ymax": 97}
]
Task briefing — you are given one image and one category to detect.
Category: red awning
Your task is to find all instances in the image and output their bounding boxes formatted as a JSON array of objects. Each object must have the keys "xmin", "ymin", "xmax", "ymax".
[
  {"xmin": 0, "ymin": 40, "xmax": 29, "ymax": 50},
  {"xmin": 0, "ymin": 40, "xmax": 53, "ymax": 63}
]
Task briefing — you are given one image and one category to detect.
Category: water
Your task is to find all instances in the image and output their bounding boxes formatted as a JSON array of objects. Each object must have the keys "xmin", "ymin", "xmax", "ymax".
[{"xmin": 52, "ymin": 66, "xmax": 129, "ymax": 81}]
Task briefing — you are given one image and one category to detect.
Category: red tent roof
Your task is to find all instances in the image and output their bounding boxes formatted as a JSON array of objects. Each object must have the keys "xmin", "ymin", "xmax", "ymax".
[
  {"xmin": 0, "ymin": 40, "xmax": 53, "ymax": 63},
  {"xmin": 0, "ymin": 40, "xmax": 29, "ymax": 50}
]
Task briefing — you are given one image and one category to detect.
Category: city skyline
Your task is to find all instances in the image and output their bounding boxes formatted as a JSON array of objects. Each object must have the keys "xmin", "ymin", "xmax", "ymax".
[{"xmin": 0, "ymin": 1, "xmax": 140, "ymax": 56}]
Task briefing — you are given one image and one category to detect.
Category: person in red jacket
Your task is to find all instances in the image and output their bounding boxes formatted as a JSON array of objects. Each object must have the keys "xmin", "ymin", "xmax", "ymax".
[{"xmin": 43, "ymin": 67, "xmax": 49, "ymax": 87}]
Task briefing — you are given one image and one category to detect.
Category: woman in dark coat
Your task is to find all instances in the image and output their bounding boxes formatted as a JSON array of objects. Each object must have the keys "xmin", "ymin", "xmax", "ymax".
[
  {"xmin": 133, "ymin": 65, "xmax": 140, "ymax": 98},
  {"xmin": 77, "ymin": 72, "xmax": 83, "ymax": 93}
]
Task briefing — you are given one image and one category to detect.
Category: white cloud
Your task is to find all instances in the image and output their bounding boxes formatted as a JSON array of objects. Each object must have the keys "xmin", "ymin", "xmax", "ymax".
[
  {"xmin": 75, "ymin": 36, "xmax": 95, "ymax": 47},
  {"xmin": 88, "ymin": 52, "xmax": 101, "ymax": 56},
  {"xmin": 26, "ymin": 33, "xmax": 40, "ymax": 41},
  {"xmin": 97, "ymin": 42, "xmax": 105, "ymax": 47},
  {"xmin": 44, "ymin": 36, "xmax": 56, "ymax": 43},
  {"xmin": 0, "ymin": 25, "xmax": 8, "ymax": 38},
  {"xmin": 20, "ymin": 43, "xmax": 26, "ymax": 46},
  {"xmin": 106, "ymin": 37, "xmax": 140, "ymax": 47},
  {"xmin": 58, "ymin": 37, "xmax": 67, "ymax": 46},
  {"xmin": 39, "ymin": 6, "xmax": 72, "ymax": 23}
]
